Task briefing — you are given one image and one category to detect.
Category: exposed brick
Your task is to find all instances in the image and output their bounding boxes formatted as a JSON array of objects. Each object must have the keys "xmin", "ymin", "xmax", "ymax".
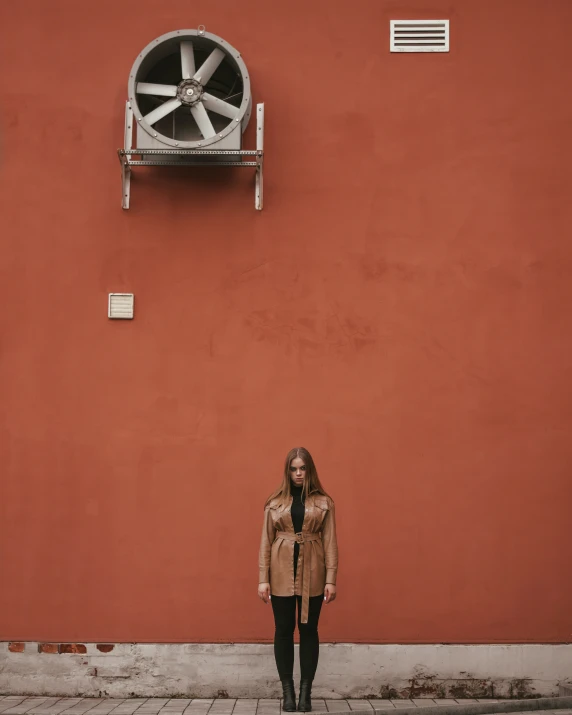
[
  {"xmin": 96, "ymin": 644, "xmax": 115, "ymax": 653},
  {"xmin": 38, "ymin": 643, "xmax": 59, "ymax": 654},
  {"xmin": 8, "ymin": 642, "xmax": 25, "ymax": 653},
  {"xmin": 59, "ymin": 643, "xmax": 87, "ymax": 654}
]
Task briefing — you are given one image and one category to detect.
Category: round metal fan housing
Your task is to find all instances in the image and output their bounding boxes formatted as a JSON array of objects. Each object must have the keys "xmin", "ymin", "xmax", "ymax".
[{"xmin": 128, "ymin": 28, "xmax": 252, "ymax": 149}]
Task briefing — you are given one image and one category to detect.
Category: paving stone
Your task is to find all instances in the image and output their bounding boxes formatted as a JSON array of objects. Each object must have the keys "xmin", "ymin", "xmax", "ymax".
[
  {"xmin": 347, "ymin": 702, "xmax": 373, "ymax": 711},
  {"xmin": 232, "ymin": 701, "xmax": 257, "ymax": 715},
  {"xmin": 210, "ymin": 702, "xmax": 237, "ymax": 708},
  {"xmin": 256, "ymin": 701, "xmax": 280, "ymax": 715},
  {"xmin": 15, "ymin": 695, "xmax": 50, "ymax": 707},
  {"xmin": 208, "ymin": 702, "xmax": 236, "ymax": 714},
  {"xmin": 183, "ymin": 703, "xmax": 213, "ymax": 715},
  {"xmin": 390, "ymin": 704, "xmax": 414, "ymax": 710},
  {"xmin": 232, "ymin": 703, "xmax": 257, "ymax": 714},
  {"xmin": 368, "ymin": 702, "xmax": 396, "ymax": 709},
  {"xmin": 76, "ymin": 698, "xmax": 107, "ymax": 705},
  {"xmin": 412, "ymin": 701, "xmax": 438, "ymax": 707},
  {"xmin": 164, "ymin": 703, "xmax": 191, "ymax": 708},
  {"xmin": 326, "ymin": 702, "xmax": 351, "ymax": 712}
]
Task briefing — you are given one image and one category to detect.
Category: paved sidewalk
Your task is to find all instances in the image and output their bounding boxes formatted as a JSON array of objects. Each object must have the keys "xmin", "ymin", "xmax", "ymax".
[{"xmin": 0, "ymin": 698, "xmax": 570, "ymax": 715}]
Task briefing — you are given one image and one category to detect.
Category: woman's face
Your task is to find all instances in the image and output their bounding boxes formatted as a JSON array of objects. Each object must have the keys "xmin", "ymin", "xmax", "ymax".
[{"xmin": 289, "ymin": 457, "xmax": 306, "ymax": 487}]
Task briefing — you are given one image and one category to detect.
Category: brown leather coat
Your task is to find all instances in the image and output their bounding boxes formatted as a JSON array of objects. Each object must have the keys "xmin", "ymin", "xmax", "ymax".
[{"xmin": 258, "ymin": 492, "xmax": 338, "ymax": 623}]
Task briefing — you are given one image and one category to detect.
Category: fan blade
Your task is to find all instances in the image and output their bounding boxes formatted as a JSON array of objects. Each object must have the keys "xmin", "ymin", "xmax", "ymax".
[
  {"xmin": 191, "ymin": 102, "xmax": 216, "ymax": 138},
  {"xmin": 202, "ymin": 93, "xmax": 239, "ymax": 119},
  {"xmin": 194, "ymin": 48, "xmax": 225, "ymax": 85},
  {"xmin": 144, "ymin": 98, "xmax": 182, "ymax": 126},
  {"xmin": 137, "ymin": 82, "xmax": 178, "ymax": 97},
  {"xmin": 180, "ymin": 41, "xmax": 195, "ymax": 79}
]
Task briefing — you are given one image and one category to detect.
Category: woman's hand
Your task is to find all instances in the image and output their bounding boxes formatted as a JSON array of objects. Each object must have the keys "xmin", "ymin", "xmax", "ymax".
[
  {"xmin": 258, "ymin": 582, "xmax": 271, "ymax": 604},
  {"xmin": 324, "ymin": 583, "xmax": 337, "ymax": 604}
]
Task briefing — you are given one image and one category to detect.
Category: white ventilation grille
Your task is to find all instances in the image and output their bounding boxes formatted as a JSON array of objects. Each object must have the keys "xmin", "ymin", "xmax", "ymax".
[
  {"xmin": 108, "ymin": 293, "xmax": 134, "ymax": 319},
  {"xmin": 390, "ymin": 20, "xmax": 449, "ymax": 52}
]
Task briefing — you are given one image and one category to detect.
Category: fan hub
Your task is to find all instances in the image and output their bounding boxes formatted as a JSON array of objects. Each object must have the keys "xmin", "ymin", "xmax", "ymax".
[{"xmin": 177, "ymin": 79, "xmax": 203, "ymax": 105}]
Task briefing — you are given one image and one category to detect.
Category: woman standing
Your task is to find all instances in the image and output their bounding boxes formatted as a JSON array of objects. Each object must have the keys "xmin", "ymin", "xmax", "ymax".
[{"xmin": 258, "ymin": 447, "xmax": 338, "ymax": 712}]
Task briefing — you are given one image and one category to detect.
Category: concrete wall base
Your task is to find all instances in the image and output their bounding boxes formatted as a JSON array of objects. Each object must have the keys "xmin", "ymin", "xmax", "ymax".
[{"xmin": 1, "ymin": 643, "xmax": 571, "ymax": 698}]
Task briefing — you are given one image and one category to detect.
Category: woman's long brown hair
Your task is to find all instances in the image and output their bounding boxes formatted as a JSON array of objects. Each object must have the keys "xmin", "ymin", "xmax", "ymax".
[{"xmin": 265, "ymin": 447, "xmax": 330, "ymax": 507}]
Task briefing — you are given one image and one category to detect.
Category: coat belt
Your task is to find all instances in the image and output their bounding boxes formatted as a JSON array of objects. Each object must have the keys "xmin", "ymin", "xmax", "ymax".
[{"xmin": 275, "ymin": 531, "xmax": 321, "ymax": 624}]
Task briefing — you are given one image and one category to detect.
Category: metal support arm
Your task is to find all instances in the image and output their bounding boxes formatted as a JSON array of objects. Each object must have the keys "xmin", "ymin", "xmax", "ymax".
[{"xmin": 118, "ymin": 101, "xmax": 265, "ymax": 210}]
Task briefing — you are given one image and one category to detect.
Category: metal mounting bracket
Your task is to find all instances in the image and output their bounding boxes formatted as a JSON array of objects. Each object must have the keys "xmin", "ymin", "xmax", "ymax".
[{"xmin": 118, "ymin": 101, "xmax": 264, "ymax": 211}]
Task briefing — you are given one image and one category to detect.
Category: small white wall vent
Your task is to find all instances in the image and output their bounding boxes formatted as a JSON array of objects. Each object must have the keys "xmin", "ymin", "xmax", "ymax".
[
  {"xmin": 390, "ymin": 20, "xmax": 449, "ymax": 52},
  {"xmin": 108, "ymin": 293, "xmax": 134, "ymax": 319}
]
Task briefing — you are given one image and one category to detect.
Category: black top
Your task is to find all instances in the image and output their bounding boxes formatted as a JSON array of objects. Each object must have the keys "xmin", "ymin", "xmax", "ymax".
[
  {"xmin": 290, "ymin": 483, "xmax": 305, "ymax": 532},
  {"xmin": 291, "ymin": 483, "xmax": 305, "ymax": 581}
]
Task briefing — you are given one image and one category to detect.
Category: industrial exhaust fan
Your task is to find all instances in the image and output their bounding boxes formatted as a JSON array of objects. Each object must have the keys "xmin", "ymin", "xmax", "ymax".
[{"xmin": 117, "ymin": 27, "xmax": 264, "ymax": 210}]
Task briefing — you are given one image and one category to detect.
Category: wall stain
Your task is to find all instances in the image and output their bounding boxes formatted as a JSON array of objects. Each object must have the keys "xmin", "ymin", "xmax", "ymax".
[{"xmin": 244, "ymin": 309, "xmax": 378, "ymax": 356}]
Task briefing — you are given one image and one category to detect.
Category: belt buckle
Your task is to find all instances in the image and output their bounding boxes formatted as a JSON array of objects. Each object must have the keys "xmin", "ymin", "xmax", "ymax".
[{"xmin": 295, "ymin": 532, "xmax": 304, "ymax": 544}]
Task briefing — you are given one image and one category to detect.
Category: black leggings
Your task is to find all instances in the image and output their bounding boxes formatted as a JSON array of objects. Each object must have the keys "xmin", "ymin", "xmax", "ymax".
[{"xmin": 271, "ymin": 594, "xmax": 323, "ymax": 681}]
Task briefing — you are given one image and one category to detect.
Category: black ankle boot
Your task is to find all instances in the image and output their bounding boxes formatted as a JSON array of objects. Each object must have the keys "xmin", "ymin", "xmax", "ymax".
[
  {"xmin": 280, "ymin": 676, "xmax": 296, "ymax": 712},
  {"xmin": 297, "ymin": 679, "xmax": 312, "ymax": 712}
]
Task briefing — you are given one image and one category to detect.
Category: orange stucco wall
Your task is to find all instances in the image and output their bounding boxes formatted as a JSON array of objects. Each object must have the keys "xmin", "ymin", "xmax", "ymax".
[{"xmin": 1, "ymin": 0, "xmax": 571, "ymax": 644}]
